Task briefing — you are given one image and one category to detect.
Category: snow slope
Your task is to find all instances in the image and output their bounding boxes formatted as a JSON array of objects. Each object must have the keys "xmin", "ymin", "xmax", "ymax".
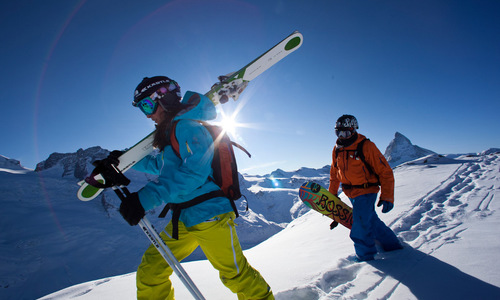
[
  {"xmin": 39, "ymin": 151, "xmax": 500, "ymax": 299},
  {"xmin": 0, "ymin": 151, "xmax": 326, "ymax": 300}
]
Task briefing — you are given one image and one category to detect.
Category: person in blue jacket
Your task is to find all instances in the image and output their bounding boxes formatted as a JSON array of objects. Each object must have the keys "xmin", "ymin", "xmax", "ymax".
[{"xmin": 118, "ymin": 76, "xmax": 274, "ymax": 300}]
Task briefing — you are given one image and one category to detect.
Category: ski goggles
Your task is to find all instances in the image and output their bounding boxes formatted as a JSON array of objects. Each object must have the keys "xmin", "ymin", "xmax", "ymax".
[
  {"xmin": 134, "ymin": 87, "xmax": 168, "ymax": 116},
  {"xmin": 335, "ymin": 128, "xmax": 355, "ymax": 139}
]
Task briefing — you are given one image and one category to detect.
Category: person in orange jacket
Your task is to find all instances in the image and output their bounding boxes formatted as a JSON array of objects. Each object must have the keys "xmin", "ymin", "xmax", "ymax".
[{"xmin": 329, "ymin": 114, "xmax": 402, "ymax": 261}]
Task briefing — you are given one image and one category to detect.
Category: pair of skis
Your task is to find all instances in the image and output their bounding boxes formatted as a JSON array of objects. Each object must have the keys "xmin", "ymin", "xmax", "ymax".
[
  {"xmin": 80, "ymin": 31, "xmax": 303, "ymax": 299},
  {"xmin": 77, "ymin": 30, "xmax": 303, "ymax": 202}
]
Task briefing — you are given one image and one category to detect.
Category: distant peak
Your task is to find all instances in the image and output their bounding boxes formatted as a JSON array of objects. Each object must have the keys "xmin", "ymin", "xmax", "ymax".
[
  {"xmin": 384, "ymin": 132, "xmax": 435, "ymax": 167},
  {"xmin": 35, "ymin": 146, "xmax": 109, "ymax": 179},
  {"xmin": 394, "ymin": 132, "xmax": 412, "ymax": 143},
  {"xmin": 0, "ymin": 155, "xmax": 26, "ymax": 170}
]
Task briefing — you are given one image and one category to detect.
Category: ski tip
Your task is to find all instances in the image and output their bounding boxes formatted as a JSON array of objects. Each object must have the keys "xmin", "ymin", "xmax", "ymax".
[
  {"xmin": 285, "ymin": 31, "xmax": 303, "ymax": 52},
  {"xmin": 77, "ymin": 182, "xmax": 103, "ymax": 201}
]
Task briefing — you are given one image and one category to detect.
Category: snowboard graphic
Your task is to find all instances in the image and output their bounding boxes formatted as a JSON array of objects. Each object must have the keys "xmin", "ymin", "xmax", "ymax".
[
  {"xmin": 299, "ymin": 181, "xmax": 353, "ymax": 229},
  {"xmin": 77, "ymin": 31, "xmax": 303, "ymax": 201}
]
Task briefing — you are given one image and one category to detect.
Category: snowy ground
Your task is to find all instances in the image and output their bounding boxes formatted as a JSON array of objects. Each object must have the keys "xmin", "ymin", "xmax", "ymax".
[{"xmin": 39, "ymin": 152, "xmax": 500, "ymax": 299}]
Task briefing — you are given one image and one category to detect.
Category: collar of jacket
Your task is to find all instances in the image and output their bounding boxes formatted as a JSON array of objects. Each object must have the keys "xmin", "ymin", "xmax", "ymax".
[{"xmin": 336, "ymin": 132, "xmax": 359, "ymax": 148}]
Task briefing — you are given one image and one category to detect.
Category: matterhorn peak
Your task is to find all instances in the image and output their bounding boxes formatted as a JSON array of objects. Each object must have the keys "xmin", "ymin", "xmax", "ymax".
[
  {"xmin": 393, "ymin": 132, "xmax": 412, "ymax": 144},
  {"xmin": 384, "ymin": 132, "xmax": 435, "ymax": 167}
]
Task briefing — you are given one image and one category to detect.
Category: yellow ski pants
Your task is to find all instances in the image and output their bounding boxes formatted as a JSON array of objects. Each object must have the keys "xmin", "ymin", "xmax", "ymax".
[{"xmin": 136, "ymin": 212, "xmax": 274, "ymax": 300}]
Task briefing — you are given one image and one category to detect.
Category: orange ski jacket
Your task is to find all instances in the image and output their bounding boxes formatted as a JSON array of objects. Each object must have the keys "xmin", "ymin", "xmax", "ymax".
[{"xmin": 329, "ymin": 134, "xmax": 394, "ymax": 203}]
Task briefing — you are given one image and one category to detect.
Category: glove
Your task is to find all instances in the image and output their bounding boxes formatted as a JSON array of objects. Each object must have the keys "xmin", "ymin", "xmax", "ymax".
[
  {"xmin": 119, "ymin": 192, "xmax": 145, "ymax": 226},
  {"xmin": 87, "ymin": 150, "xmax": 129, "ymax": 188},
  {"xmin": 330, "ymin": 220, "xmax": 339, "ymax": 230},
  {"xmin": 93, "ymin": 150, "xmax": 123, "ymax": 168},
  {"xmin": 377, "ymin": 200, "xmax": 394, "ymax": 213}
]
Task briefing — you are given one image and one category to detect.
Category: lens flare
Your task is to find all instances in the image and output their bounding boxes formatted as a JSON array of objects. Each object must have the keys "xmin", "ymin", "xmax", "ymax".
[
  {"xmin": 269, "ymin": 176, "xmax": 281, "ymax": 188},
  {"xmin": 219, "ymin": 114, "xmax": 238, "ymax": 135}
]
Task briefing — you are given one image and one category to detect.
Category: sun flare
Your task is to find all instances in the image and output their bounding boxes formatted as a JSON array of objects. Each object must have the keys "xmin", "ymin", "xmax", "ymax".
[
  {"xmin": 219, "ymin": 114, "xmax": 238, "ymax": 136},
  {"xmin": 214, "ymin": 93, "xmax": 257, "ymax": 138}
]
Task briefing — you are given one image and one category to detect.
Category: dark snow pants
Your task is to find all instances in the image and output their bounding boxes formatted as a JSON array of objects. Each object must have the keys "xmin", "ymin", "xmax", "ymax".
[{"xmin": 349, "ymin": 193, "xmax": 401, "ymax": 260}]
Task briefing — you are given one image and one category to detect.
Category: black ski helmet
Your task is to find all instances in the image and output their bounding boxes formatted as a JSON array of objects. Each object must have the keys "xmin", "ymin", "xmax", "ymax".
[
  {"xmin": 133, "ymin": 76, "xmax": 182, "ymax": 111},
  {"xmin": 335, "ymin": 114, "xmax": 359, "ymax": 130}
]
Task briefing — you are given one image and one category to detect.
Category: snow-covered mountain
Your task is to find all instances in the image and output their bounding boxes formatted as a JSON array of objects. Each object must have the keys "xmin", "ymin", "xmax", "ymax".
[
  {"xmin": 1, "ymin": 133, "xmax": 498, "ymax": 299},
  {"xmin": 40, "ymin": 149, "xmax": 500, "ymax": 300},
  {"xmin": 384, "ymin": 132, "xmax": 435, "ymax": 167},
  {"xmin": 0, "ymin": 155, "xmax": 28, "ymax": 172},
  {"xmin": 34, "ymin": 147, "xmax": 109, "ymax": 180},
  {"xmin": 1, "ymin": 150, "xmax": 327, "ymax": 299}
]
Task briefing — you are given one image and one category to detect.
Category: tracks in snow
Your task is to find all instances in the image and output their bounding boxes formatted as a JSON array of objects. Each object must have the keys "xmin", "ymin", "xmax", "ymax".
[{"xmin": 278, "ymin": 154, "xmax": 499, "ymax": 300}]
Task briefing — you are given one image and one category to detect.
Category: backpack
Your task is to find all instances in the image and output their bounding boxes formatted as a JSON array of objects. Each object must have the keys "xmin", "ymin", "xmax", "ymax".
[
  {"xmin": 334, "ymin": 138, "xmax": 380, "ymax": 189},
  {"xmin": 159, "ymin": 120, "xmax": 250, "ymax": 239}
]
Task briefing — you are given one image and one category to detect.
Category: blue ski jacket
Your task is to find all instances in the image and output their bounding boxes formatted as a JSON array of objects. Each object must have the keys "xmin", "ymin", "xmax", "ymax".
[{"xmin": 133, "ymin": 91, "xmax": 234, "ymax": 228}]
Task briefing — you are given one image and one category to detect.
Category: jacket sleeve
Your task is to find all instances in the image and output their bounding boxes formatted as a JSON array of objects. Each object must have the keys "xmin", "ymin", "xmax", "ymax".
[
  {"xmin": 364, "ymin": 141, "xmax": 394, "ymax": 203},
  {"xmin": 137, "ymin": 120, "xmax": 215, "ymax": 211},
  {"xmin": 328, "ymin": 147, "xmax": 341, "ymax": 195},
  {"xmin": 133, "ymin": 151, "xmax": 165, "ymax": 175}
]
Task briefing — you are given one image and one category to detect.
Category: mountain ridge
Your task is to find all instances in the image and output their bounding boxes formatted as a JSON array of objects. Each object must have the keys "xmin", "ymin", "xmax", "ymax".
[{"xmin": 2, "ymin": 132, "xmax": 498, "ymax": 299}]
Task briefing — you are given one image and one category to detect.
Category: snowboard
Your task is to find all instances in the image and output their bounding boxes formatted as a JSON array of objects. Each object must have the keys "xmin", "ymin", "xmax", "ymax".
[
  {"xmin": 77, "ymin": 31, "xmax": 303, "ymax": 201},
  {"xmin": 299, "ymin": 181, "xmax": 353, "ymax": 229}
]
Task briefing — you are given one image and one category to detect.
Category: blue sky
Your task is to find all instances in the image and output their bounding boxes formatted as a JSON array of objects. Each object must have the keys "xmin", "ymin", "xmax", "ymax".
[{"xmin": 1, "ymin": 0, "xmax": 499, "ymax": 175}]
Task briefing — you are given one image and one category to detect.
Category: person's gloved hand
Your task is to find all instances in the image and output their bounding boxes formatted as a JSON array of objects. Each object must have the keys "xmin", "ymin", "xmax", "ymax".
[
  {"xmin": 93, "ymin": 150, "xmax": 123, "ymax": 168},
  {"xmin": 107, "ymin": 150, "xmax": 123, "ymax": 165},
  {"xmin": 86, "ymin": 150, "xmax": 127, "ymax": 188},
  {"xmin": 377, "ymin": 200, "xmax": 394, "ymax": 213},
  {"xmin": 119, "ymin": 192, "xmax": 145, "ymax": 226}
]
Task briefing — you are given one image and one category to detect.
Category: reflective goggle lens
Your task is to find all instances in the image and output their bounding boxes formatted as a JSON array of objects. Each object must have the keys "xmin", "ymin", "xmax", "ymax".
[
  {"xmin": 135, "ymin": 87, "xmax": 168, "ymax": 116},
  {"xmin": 137, "ymin": 98, "xmax": 158, "ymax": 116},
  {"xmin": 335, "ymin": 128, "xmax": 353, "ymax": 138}
]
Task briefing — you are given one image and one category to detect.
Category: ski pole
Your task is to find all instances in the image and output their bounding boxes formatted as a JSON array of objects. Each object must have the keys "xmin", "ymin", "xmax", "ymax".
[
  {"xmin": 113, "ymin": 187, "xmax": 206, "ymax": 300},
  {"xmin": 138, "ymin": 217, "xmax": 205, "ymax": 300}
]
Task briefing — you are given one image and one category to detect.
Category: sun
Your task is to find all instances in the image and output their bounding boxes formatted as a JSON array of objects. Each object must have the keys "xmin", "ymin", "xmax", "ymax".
[
  {"xmin": 215, "ymin": 95, "xmax": 255, "ymax": 137},
  {"xmin": 219, "ymin": 114, "xmax": 238, "ymax": 136}
]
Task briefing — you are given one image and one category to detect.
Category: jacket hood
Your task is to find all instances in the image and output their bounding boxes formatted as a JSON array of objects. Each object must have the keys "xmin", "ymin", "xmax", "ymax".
[{"xmin": 174, "ymin": 91, "xmax": 217, "ymax": 121}]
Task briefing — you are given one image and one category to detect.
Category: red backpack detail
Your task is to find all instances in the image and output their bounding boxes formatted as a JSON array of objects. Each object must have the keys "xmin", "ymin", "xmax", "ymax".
[{"xmin": 159, "ymin": 120, "xmax": 250, "ymax": 239}]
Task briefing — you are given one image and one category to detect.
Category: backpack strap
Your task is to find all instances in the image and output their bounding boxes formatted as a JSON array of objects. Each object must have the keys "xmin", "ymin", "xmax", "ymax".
[
  {"xmin": 334, "ymin": 146, "xmax": 340, "ymax": 168},
  {"xmin": 356, "ymin": 139, "xmax": 374, "ymax": 175},
  {"xmin": 341, "ymin": 182, "xmax": 380, "ymax": 190},
  {"xmin": 356, "ymin": 139, "xmax": 380, "ymax": 184},
  {"xmin": 158, "ymin": 190, "xmax": 225, "ymax": 239},
  {"xmin": 231, "ymin": 141, "xmax": 251, "ymax": 158},
  {"xmin": 161, "ymin": 119, "xmax": 244, "ymax": 239},
  {"xmin": 336, "ymin": 138, "xmax": 381, "ymax": 189},
  {"xmin": 169, "ymin": 120, "xmax": 181, "ymax": 158},
  {"xmin": 170, "ymin": 120, "xmax": 251, "ymax": 158}
]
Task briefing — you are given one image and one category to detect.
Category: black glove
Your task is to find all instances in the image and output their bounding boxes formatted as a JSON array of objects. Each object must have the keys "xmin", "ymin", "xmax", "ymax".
[
  {"xmin": 93, "ymin": 150, "xmax": 123, "ymax": 168},
  {"xmin": 119, "ymin": 192, "xmax": 145, "ymax": 226},
  {"xmin": 330, "ymin": 220, "xmax": 339, "ymax": 230},
  {"xmin": 87, "ymin": 150, "xmax": 129, "ymax": 188}
]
